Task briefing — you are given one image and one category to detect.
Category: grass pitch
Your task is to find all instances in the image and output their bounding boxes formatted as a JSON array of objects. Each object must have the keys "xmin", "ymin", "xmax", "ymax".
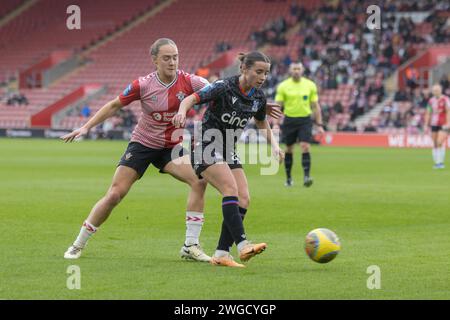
[{"xmin": 0, "ymin": 138, "xmax": 449, "ymax": 299}]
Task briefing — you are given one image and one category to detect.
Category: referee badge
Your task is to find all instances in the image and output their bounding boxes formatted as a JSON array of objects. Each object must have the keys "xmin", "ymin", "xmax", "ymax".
[{"xmin": 303, "ymin": 95, "xmax": 308, "ymax": 100}]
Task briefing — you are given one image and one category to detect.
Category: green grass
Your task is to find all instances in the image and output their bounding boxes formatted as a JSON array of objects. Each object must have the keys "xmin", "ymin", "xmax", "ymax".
[{"xmin": 0, "ymin": 138, "xmax": 449, "ymax": 299}]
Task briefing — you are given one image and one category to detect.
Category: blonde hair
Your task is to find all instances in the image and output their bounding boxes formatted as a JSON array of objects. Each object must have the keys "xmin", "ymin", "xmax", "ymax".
[{"xmin": 150, "ymin": 38, "xmax": 177, "ymax": 57}]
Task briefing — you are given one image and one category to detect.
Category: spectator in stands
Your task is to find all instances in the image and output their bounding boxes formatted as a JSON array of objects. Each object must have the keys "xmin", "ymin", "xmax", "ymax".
[
  {"xmin": 6, "ymin": 91, "xmax": 28, "ymax": 106},
  {"xmin": 215, "ymin": 41, "xmax": 232, "ymax": 53},
  {"xmin": 289, "ymin": 1, "xmax": 300, "ymax": 17},
  {"xmin": 321, "ymin": 103, "xmax": 331, "ymax": 130},
  {"xmin": 26, "ymin": 73, "xmax": 39, "ymax": 89},
  {"xmin": 440, "ymin": 75, "xmax": 450, "ymax": 95},
  {"xmin": 81, "ymin": 104, "xmax": 91, "ymax": 118},
  {"xmin": 405, "ymin": 67, "xmax": 419, "ymax": 90},
  {"xmin": 364, "ymin": 119, "xmax": 378, "ymax": 132},
  {"xmin": 394, "ymin": 88, "xmax": 409, "ymax": 102},
  {"xmin": 196, "ymin": 67, "xmax": 210, "ymax": 79},
  {"xmin": 333, "ymin": 101, "xmax": 343, "ymax": 114},
  {"xmin": 339, "ymin": 120, "xmax": 357, "ymax": 132},
  {"xmin": 121, "ymin": 109, "xmax": 136, "ymax": 130},
  {"xmin": 102, "ymin": 117, "xmax": 117, "ymax": 139},
  {"xmin": 251, "ymin": 16, "xmax": 288, "ymax": 48}
]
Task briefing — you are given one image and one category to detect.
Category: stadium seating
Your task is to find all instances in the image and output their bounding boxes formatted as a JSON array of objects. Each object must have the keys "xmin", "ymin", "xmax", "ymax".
[
  {"xmin": 0, "ymin": 0, "xmax": 159, "ymax": 83},
  {"xmin": 2, "ymin": 0, "xmax": 294, "ymax": 129},
  {"xmin": 0, "ymin": 0, "xmax": 25, "ymax": 19},
  {"xmin": 0, "ymin": 0, "xmax": 448, "ymax": 132}
]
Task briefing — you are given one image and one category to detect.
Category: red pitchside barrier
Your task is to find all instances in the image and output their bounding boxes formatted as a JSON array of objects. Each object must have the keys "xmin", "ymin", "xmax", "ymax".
[
  {"xmin": 30, "ymin": 84, "xmax": 101, "ymax": 128},
  {"xmin": 318, "ymin": 133, "xmax": 449, "ymax": 148}
]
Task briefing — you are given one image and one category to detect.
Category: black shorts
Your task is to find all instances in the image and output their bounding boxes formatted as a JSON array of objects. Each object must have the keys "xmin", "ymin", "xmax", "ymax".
[
  {"xmin": 191, "ymin": 141, "xmax": 242, "ymax": 178},
  {"xmin": 431, "ymin": 126, "xmax": 442, "ymax": 133},
  {"xmin": 282, "ymin": 116, "xmax": 313, "ymax": 145},
  {"xmin": 118, "ymin": 142, "xmax": 187, "ymax": 178}
]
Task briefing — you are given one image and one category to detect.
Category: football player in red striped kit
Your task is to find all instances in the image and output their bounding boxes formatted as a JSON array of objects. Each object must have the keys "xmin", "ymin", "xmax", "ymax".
[
  {"xmin": 61, "ymin": 38, "xmax": 282, "ymax": 261},
  {"xmin": 61, "ymin": 38, "xmax": 212, "ymax": 261},
  {"xmin": 424, "ymin": 84, "xmax": 450, "ymax": 169}
]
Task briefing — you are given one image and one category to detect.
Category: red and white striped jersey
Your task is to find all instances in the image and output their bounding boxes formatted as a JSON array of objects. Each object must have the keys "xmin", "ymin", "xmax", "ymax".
[
  {"xmin": 428, "ymin": 95, "xmax": 450, "ymax": 126},
  {"xmin": 119, "ymin": 70, "xmax": 208, "ymax": 149}
]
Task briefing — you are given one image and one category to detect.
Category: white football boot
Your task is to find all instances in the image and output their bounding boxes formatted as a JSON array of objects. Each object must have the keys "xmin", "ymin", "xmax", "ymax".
[
  {"xmin": 180, "ymin": 244, "xmax": 211, "ymax": 262},
  {"xmin": 64, "ymin": 245, "xmax": 83, "ymax": 259}
]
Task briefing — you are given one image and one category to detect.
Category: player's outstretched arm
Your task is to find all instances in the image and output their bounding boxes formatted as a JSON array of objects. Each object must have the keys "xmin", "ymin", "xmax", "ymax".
[
  {"xmin": 172, "ymin": 94, "xmax": 197, "ymax": 128},
  {"xmin": 60, "ymin": 97, "xmax": 123, "ymax": 143}
]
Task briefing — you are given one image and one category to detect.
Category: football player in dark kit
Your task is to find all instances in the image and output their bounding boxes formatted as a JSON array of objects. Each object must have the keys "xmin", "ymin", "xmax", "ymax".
[{"xmin": 173, "ymin": 51, "xmax": 284, "ymax": 267}]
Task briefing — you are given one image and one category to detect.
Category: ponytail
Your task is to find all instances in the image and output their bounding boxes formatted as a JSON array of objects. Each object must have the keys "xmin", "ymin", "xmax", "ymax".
[{"xmin": 238, "ymin": 51, "xmax": 271, "ymax": 70}]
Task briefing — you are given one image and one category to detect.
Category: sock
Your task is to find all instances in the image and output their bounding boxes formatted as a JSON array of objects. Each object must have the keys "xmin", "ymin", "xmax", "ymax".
[
  {"xmin": 73, "ymin": 220, "xmax": 97, "ymax": 248},
  {"xmin": 237, "ymin": 240, "xmax": 250, "ymax": 252},
  {"xmin": 440, "ymin": 146, "xmax": 446, "ymax": 164},
  {"xmin": 302, "ymin": 152, "xmax": 311, "ymax": 177},
  {"xmin": 218, "ymin": 197, "xmax": 247, "ymax": 250},
  {"xmin": 284, "ymin": 152, "xmax": 293, "ymax": 180},
  {"xmin": 185, "ymin": 211, "xmax": 204, "ymax": 246},
  {"xmin": 214, "ymin": 250, "xmax": 230, "ymax": 258},
  {"xmin": 217, "ymin": 207, "xmax": 247, "ymax": 251},
  {"xmin": 239, "ymin": 207, "xmax": 248, "ymax": 220},
  {"xmin": 432, "ymin": 148, "xmax": 438, "ymax": 164}
]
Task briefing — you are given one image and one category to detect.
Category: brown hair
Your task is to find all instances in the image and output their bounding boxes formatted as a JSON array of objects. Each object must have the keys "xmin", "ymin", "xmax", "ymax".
[
  {"xmin": 150, "ymin": 38, "xmax": 177, "ymax": 57},
  {"xmin": 238, "ymin": 51, "xmax": 271, "ymax": 70}
]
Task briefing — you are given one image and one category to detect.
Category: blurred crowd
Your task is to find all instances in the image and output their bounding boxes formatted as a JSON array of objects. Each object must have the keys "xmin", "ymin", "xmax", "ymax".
[
  {"xmin": 256, "ymin": 0, "xmax": 450, "ymax": 133},
  {"xmin": 371, "ymin": 74, "xmax": 450, "ymax": 134},
  {"xmin": 0, "ymin": 87, "xmax": 28, "ymax": 106}
]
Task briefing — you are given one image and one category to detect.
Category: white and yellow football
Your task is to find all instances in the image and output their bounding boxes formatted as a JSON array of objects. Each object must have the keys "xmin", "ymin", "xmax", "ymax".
[{"xmin": 304, "ymin": 228, "xmax": 341, "ymax": 263}]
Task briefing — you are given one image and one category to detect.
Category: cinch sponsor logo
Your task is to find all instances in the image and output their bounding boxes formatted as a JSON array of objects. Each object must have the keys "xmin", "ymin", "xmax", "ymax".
[
  {"xmin": 151, "ymin": 111, "xmax": 177, "ymax": 123},
  {"xmin": 221, "ymin": 112, "xmax": 248, "ymax": 128}
]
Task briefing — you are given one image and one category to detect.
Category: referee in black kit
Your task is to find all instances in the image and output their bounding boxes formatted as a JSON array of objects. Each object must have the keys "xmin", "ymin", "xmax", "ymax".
[{"xmin": 274, "ymin": 62, "xmax": 324, "ymax": 187}]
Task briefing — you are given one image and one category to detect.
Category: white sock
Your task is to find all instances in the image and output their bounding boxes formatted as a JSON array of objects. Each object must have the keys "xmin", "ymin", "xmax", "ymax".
[
  {"xmin": 440, "ymin": 146, "xmax": 446, "ymax": 164},
  {"xmin": 185, "ymin": 212, "xmax": 204, "ymax": 246},
  {"xmin": 214, "ymin": 250, "xmax": 230, "ymax": 258},
  {"xmin": 237, "ymin": 240, "xmax": 250, "ymax": 252},
  {"xmin": 432, "ymin": 148, "xmax": 439, "ymax": 164},
  {"xmin": 73, "ymin": 221, "xmax": 97, "ymax": 248}
]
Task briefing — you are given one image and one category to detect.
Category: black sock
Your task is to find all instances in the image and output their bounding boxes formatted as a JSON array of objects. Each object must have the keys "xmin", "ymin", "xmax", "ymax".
[
  {"xmin": 217, "ymin": 197, "xmax": 247, "ymax": 250},
  {"xmin": 302, "ymin": 152, "xmax": 311, "ymax": 177},
  {"xmin": 239, "ymin": 207, "xmax": 247, "ymax": 220},
  {"xmin": 218, "ymin": 207, "xmax": 247, "ymax": 251},
  {"xmin": 284, "ymin": 152, "xmax": 293, "ymax": 180}
]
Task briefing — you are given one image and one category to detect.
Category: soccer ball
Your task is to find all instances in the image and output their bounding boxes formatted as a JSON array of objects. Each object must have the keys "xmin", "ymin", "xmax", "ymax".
[{"xmin": 304, "ymin": 228, "xmax": 341, "ymax": 263}]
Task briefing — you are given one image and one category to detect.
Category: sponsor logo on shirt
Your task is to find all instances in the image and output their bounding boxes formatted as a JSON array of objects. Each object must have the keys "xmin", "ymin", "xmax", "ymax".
[
  {"xmin": 221, "ymin": 111, "xmax": 248, "ymax": 128},
  {"xmin": 252, "ymin": 101, "xmax": 259, "ymax": 111},
  {"xmin": 151, "ymin": 111, "xmax": 178, "ymax": 123}
]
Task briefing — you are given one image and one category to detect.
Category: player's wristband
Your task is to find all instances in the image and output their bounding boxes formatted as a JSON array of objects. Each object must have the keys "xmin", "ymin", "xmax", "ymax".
[{"xmin": 316, "ymin": 123, "xmax": 324, "ymax": 127}]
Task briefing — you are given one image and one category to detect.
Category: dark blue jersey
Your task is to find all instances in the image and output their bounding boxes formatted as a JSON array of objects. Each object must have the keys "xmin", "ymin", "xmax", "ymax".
[{"xmin": 194, "ymin": 75, "xmax": 267, "ymax": 135}]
